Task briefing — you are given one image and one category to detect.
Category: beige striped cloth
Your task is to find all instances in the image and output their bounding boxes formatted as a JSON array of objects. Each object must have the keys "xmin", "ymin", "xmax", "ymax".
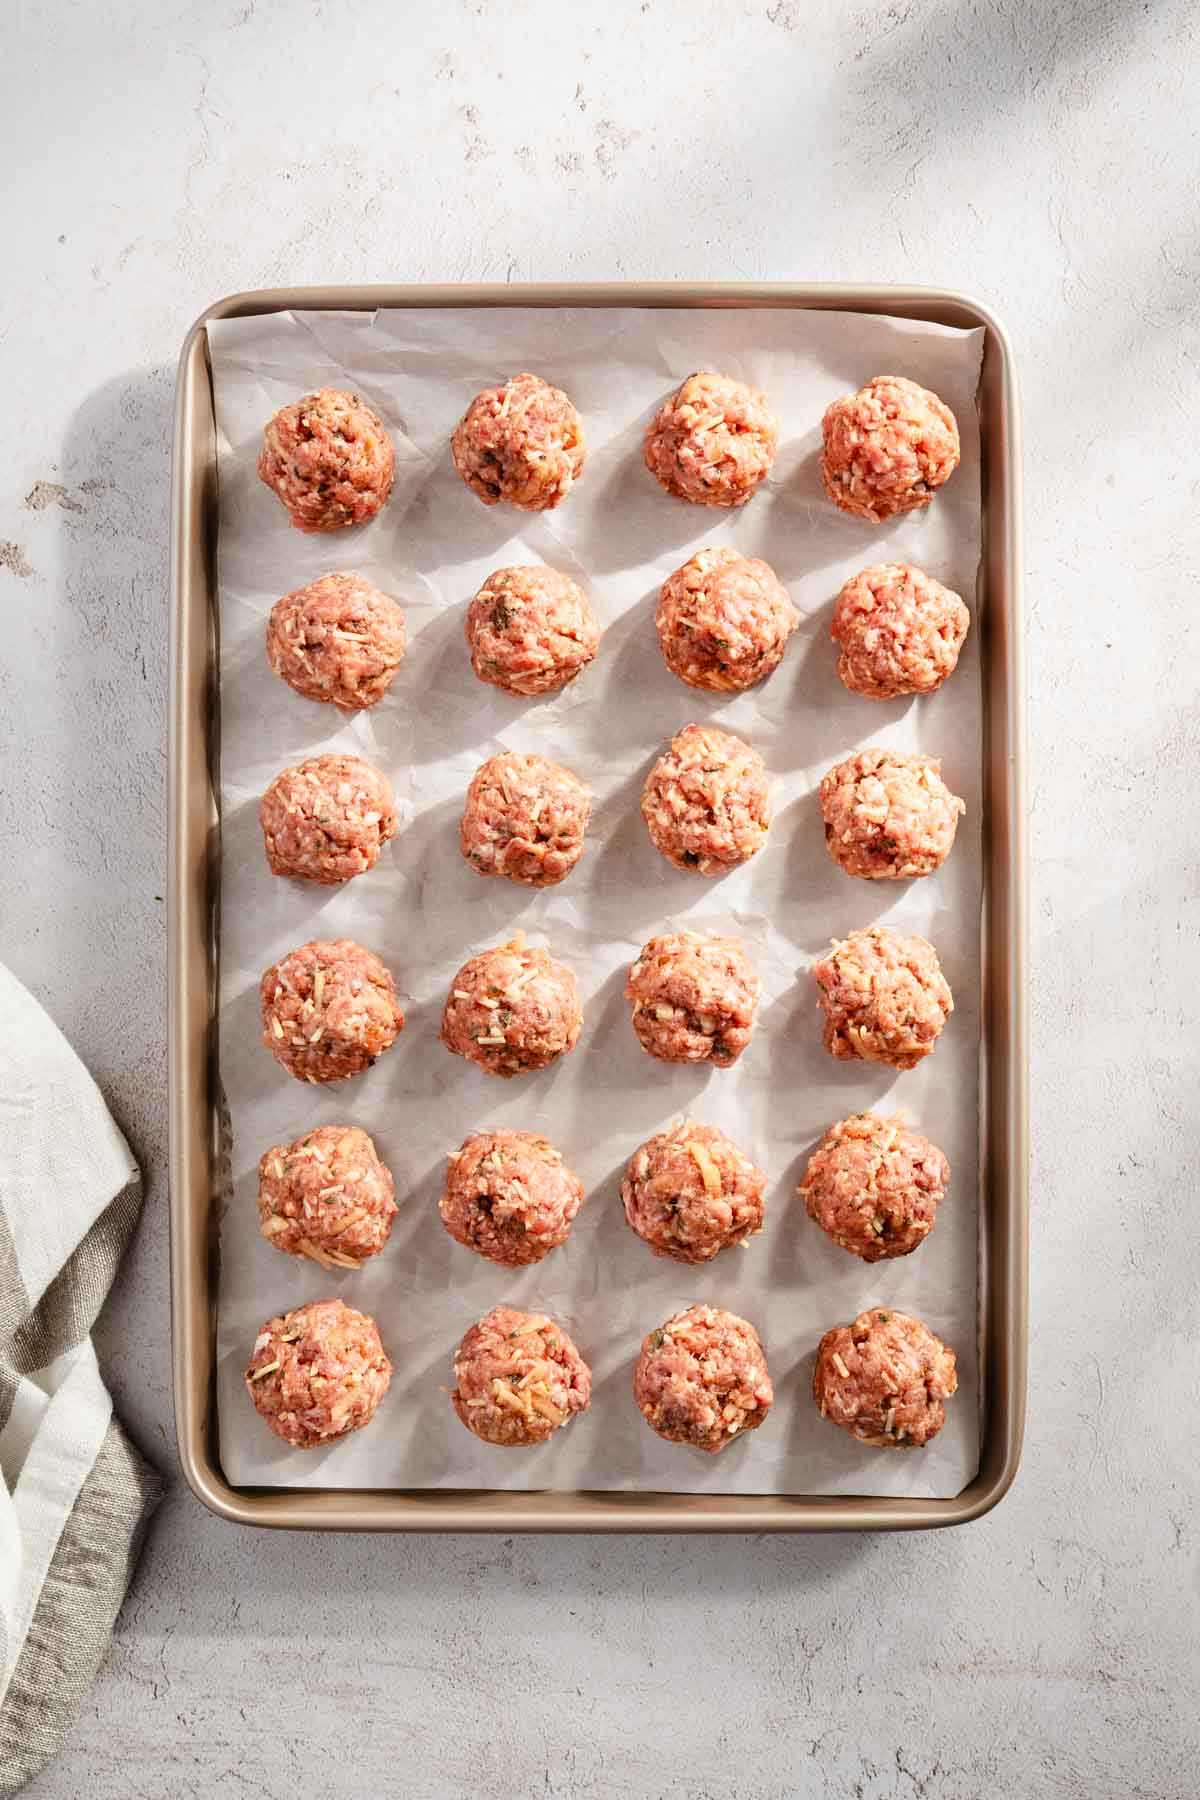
[{"xmin": 0, "ymin": 966, "xmax": 162, "ymax": 1796}]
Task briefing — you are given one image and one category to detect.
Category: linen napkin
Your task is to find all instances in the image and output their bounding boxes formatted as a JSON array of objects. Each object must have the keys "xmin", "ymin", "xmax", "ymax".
[{"xmin": 0, "ymin": 964, "xmax": 162, "ymax": 1797}]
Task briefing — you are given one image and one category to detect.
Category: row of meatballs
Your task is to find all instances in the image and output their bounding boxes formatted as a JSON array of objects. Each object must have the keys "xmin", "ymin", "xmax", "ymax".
[
  {"xmin": 259, "ymin": 369, "xmax": 961, "ymax": 532},
  {"xmin": 245, "ymin": 1297, "xmax": 958, "ymax": 1458},
  {"xmin": 256, "ymin": 1112, "xmax": 950, "ymax": 1274},
  {"xmin": 262, "ymin": 557, "xmax": 970, "ymax": 713},
  {"xmin": 260, "ymin": 923, "xmax": 953, "ymax": 1087},
  {"xmin": 261, "ymin": 735, "xmax": 965, "ymax": 891}
]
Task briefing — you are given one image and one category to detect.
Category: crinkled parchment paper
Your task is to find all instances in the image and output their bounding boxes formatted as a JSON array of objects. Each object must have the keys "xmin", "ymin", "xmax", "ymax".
[{"xmin": 207, "ymin": 305, "xmax": 984, "ymax": 1497}]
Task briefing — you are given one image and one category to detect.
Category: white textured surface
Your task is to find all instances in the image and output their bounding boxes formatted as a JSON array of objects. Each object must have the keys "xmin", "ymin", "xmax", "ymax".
[{"xmin": 2, "ymin": 1, "xmax": 1197, "ymax": 1794}]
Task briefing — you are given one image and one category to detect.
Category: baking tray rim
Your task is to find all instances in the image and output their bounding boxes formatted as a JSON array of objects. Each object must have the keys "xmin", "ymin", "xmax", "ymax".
[{"xmin": 168, "ymin": 280, "xmax": 1027, "ymax": 1532}]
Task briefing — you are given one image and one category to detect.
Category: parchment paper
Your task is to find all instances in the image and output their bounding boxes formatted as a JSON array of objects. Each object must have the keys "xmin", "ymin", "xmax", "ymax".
[{"xmin": 208, "ymin": 306, "xmax": 984, "ymax": 1497}]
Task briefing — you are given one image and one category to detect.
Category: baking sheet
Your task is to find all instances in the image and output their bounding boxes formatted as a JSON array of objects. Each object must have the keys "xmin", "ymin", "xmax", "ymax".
[{"xmin": 208, "ymin": 306, "xmax": 984, "ymax": 1497}]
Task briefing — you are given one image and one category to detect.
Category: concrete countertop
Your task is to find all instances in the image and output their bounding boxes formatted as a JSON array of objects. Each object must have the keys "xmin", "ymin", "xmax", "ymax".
[{"xmin": 3, "ymin": 2, "xmax": 1196, "ymax": 1794}]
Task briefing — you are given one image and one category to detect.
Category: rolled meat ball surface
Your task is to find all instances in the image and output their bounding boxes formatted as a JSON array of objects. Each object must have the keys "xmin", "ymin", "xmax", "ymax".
[
  {"xmin": 245, "ymin": 1297, "xmax": 391, "ymax": 1450},
  {"xmin": 656, "ymin": 548, "xmax": 798, "ymax": 692},
  {"xmin": 642, "ymin": 723, "xmax": 771, "ymax": 875},
  {"xmin": 452, "ymin": 372, "xmax": 586, "ymax": 510},
  {"xmin": 257, "ymin": 1125, "xmax": 397, "ymax": 1269},
  {"xmin": 820, "ymin": 748, "xmax": 964, "ymax": 881},
  {"xmin": 634, "ymin": 1304, "xmax": 773, "ymax": 1454},
  {"xmin": 451, "ymin": 1305, "xmax": 591, "ymax": 1446},
  {"xmin": 626, "ymin": 930, "xmax": 760, "ymax": 1068},
  {"xmin": 466, "ymin": 565, "xmax": 600, "ymax": 697},
  {"xmin": 831, "ymin": 563, "xmax": 969, "ymax": 700},
  {"xmin": 266, "ymin": 572, "xmax": 407, "ymax": 711},
  {"xmin": 814, "ymin": 926, "xmax": 951, "ymax": 1070},
  {"xmin": 644, "ymin": 371, "xmax": 778, "ymax": 507},
  {"xmin": 621, "ymin": 1121, "xmax": 766, "ymax": 1263},
  {"xmin": 441, "ymin": 934, "xmax": 581, "ymax": 1077},
  {"xmin": 813, "ymin": 1308, "xmax": 957, "ymax": 1448},
  {"xmin": 261, "ymin": 938, "xmax": 404, "ymax": 1084},
  {"xmin": 820, "ymin": 375, "xmax": 960, "ymax": 523},
  {"xmin": 258, "ymin": 388, "xmax": 395, "ymax": 532},
  {"xmin": 440, "ymin": 1128, "xmax": 584, "ymax": 1266},
  {"xmin": 260, "ymin": 753, "xmax": 397, "ymax": 885},
  {"xmin": 459, "ymin": 751, "xmax": 590, "ymax": 887},
  {"xmin": 800, "ymin": 1113, "xmax": 948, "ymax": 1261}
]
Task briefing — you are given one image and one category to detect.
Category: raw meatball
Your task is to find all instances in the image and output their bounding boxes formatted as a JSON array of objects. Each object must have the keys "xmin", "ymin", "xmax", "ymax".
[
  {"xmin": 831, "ymin": 563, "xmax": 969, "ymax": 699},
  {"xmin": 260, "ymin": 753, "xmax": 397, "ymax": 885},
  {"xmin": 821, "ymin": 375, "xmax": 960, "ymax": 523},
  {"xmin": 441, "ymin": 934, "xmax": 581, "ymax": 1077},
  {"xmin": 625, "ymin": 930, "xmax": 760, "ymax": 1068},
  {"xmin": 656, "ymin": 548, "xmax": 799, "ymax": 692},
  {"xmin": 257, "ymin": 1125, "xmax": 397, "ymax": 1269},
  {"xmin": 450, "ymin": 1306, "xmax": 591, "ymax": 1447},
  {"xmin": 820, "ymin": 748, "xmax": 964, "ymax": 880},
  {"xmin": 440, "ymin": 1128, "xmax": 584, "ymax": 1266},
  {"xmin": 266, "ymin": 572, "xmax": 407, "ymax": 711},
  {"xmin": 814, "ymin": 926, "xmax": 952, "ymax": 1070},
  {"xmin": 258, "ymin": 388, "xmax": 395, "ymax": 532},
  {"xmin": 459, "ymin": 751, "xmax": 590, "ymax": 887},
  {"xmin": 642, "ymin": 723, "xmax": 771, "ymax": 875},
  {"xmin": 451, "ymin": 372, "xmax": 586, "ymax": 511},
  {"xmin": 261, "ymin": 939, "xmax": 404, "ymax": 1084},
  {"xmin": 800, "ymin": 1113, "xmax": 948, "ymax": 1261},
  {"xmin": 245, "ymin": 1297, "xmax": 391, "ymax": 1450},
  {"xmin": 813, "ymin": 1308, "xmax": 957, "ymax": 1448},
  {"xmin": 621, "ymin": 1121, "xmax": 766, "ymax": 1263},
  {"xmin": 634, "ymin": 1304, "xmax": 773, "ymax": 1454},
  {"xmin": 644, "ymin": 371, "xmax": 778, "ymax": 507},
  {"xmin": 466, "ymin": 565, "xmax": 601, "ymax": 697}
]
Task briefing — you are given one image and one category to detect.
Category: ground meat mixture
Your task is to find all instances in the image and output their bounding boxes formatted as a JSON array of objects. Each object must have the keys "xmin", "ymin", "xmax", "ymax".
[
  {"xmin": 814, "ymin": 926, "xmax": 952, "ymax": 1070},
  {"xmin": 641, "ymin": 723, "xmax": 771, "ymax": 875},
  {"xmin": 820, "ymin": 748, "xmax": 964, "ymax": 881},
  {"xmin": 440, "ymin": 1128, "xmax": 584, "ymax": 1266},
  {"xmin": 257, "ymin": 1124, "xmax": 397, "ymax": 1268},
  {"xmin": 625, "ymin": 930, "xmax": 760, "ymax": 1068},
  {"xmin": 261, "ymin": 939, "xmax": 404, "ymax": 1084},
  {"xmin": 441, "ymin": 933, "xmax": 581, "ymax": 1077},
  {"xmin": 644, "ymin": 372, "xmax": 778, "ymax": 507},
  {"xmin": 260, "ymin": 753, "xmax": 397, "ymax": 885},
  {"xmin": 831, "ymin": 563, "xmax": 969, "ymax": 700},
  {"xmin": 245, "ymin": 1298, "xmax": 391, "ymax": 1450},
  {"xmin": 813, "ymin": 1308, "xmax": 957, "ymax": 1448},
  {"xmin": 459, "ymin": 751, "xmax": 590, "ymax": 887},
  {"xmin": 656, "ymin": 548, "xmax": 799, "ymax": 692},
  {"xmin": 258, "ymin": 388, "xmax": 395, "ymax": 532},
  {"xmin": 800, "ymin": 1113, "xmax": 949, "ymax": 1261},
  {"xmin": 451, "ymin": 372, "xmax": 586, "ymax": 510},
  {"xmin": 621, "ymin": 1121, "xmax": 766, "ymax": 1263},
  {"xmin": 634, "ymin": 1304, "xmax": 773, "ymax": 1454},
  {"xmin": 266, "ymin": 572, "xmax": 407, "ymax": 711},
  {"xmin": 450, "ymin": 1306, "xmax": 591, "ymax": 1446},
  {"xmin": 466, "ymin": 565, "xmax": 601, "ymax": 697},
  {"xmin": 820, "ymin": 376, "xmax": 960, "ymax": 523}
]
